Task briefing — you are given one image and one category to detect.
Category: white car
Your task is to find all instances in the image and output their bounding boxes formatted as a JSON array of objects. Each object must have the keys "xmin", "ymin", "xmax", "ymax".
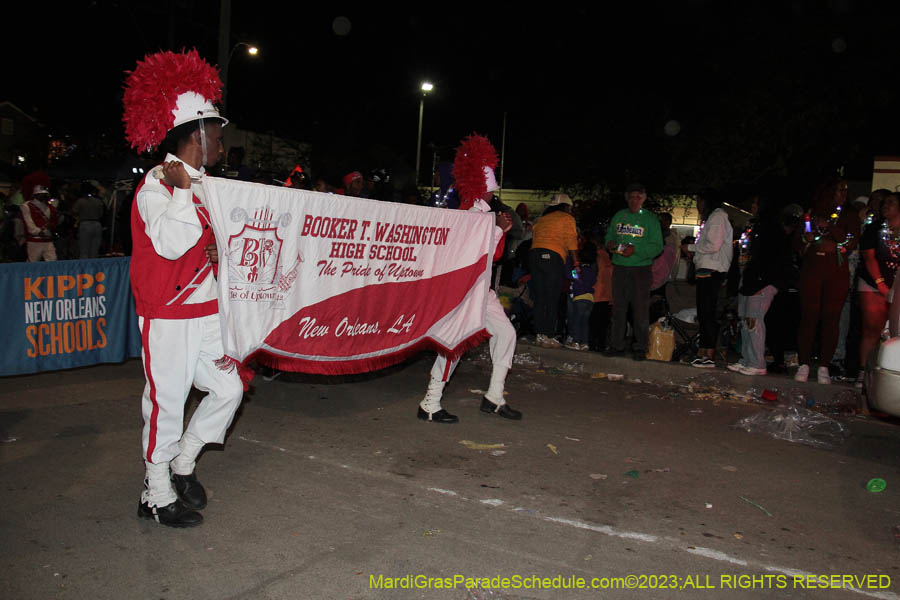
[{"xmin": 865, "ymin": 337, "xmax": 900, "ymax": 417}]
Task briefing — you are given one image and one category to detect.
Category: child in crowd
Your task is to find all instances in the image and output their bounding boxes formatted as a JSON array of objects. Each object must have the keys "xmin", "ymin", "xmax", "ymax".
[
  {"xmin": 565, "ymin": 242, "xmax": 598, "ymax": 350},
  {"xmin": 590, "ymin": 240, "xmax": 613, "ymax": 351}
]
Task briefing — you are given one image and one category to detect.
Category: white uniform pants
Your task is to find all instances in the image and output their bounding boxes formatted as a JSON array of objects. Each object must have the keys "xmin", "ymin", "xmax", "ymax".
[
  {"xmin": 139, "ymin": 314, "xmax": 243, "ymax": 464},
  {"xmin": 431, "ymin": 290, "xmax": 515, "ymax": 382},
  {"xmin": 27, "ymin": 241, "xmax": 57, "ymax": 262}
]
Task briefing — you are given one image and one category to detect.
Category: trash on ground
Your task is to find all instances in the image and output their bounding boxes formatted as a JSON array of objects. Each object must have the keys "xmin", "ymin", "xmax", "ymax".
[
  {"xmin": 824, "ymin": 389, "xmax": 863, "ymax": 417},
  {"xmin": 460, "ymin": 440, "xmax": 506, "ymax": 451},
  {"xmin": 788, "ymin": 388, "xmax": 863, "ymax": 417},
  {"xmin": 735, "ymin": 389, "xmax": 757, "ymax": 403},
  {"xmin": 722, "ymin": 465, "xmax": 738, "ymax": 472},
  {"xmin": 624, "ymin": 457, "xmax": 642, "ymax": 463},
  {"xmin": 761, "ymin": 389, "xmax": 778, "ymax": 402},
  {"xmin": 423, "ymin": 529, "xmax": 441, "ymax": 537},
  {"xmin": 584, "ymin": 554, "xmax": 593, "ymax": 561},
  {"xmin": 627, "ymin": 378, "xmax": 643, "ymax": 384},
  {"xmin": 565, "ymin": 436, "xmax": 580, "ymax": 441},
  {"xmin": 490, "ymin": 450, "xmax": 506, "ymax": 456},
  {"xmin": 693, "ymin": 392, "xmax": 725, "ymax": 405},
  {"xmin": 607, "ymin": 373, "xmax": 625, "ymax": 381},
  {"xmin": 705, "ymin": 503, "xmax": 713, "ymax": 509},
  {"xmin": 733, "ymin": 532, "xmax": 744, "ymax": 539},
  {"xmin": 624, "ymin": 469, "xmax": 639, "ymax": 479},
  {"xmin": 732, "ymin": 404, "xmax": 849, "ymax": 449},
  {"xmin": 590, "ymin": 473, "xmax": 608, "ymax": 480},
  {"xmin": 591, "ymin": 372, "xmax": 607, "ymax": 379},
  {"xmin": 739, "ymin": 495, "xmax": 773, "ymax": 516},
  {"xmin": 525, "ymin": 382, "xmax": 548, "ymax": 391},
  {"xmin": 690, "ymin": 408, "xmax": 703, "ymax": 415},
  {"xmin": 867, "ymin": 478, "xmax": 887, "ymax": 493},
  {"xmin": 647, "ymin": 467, "xmax": 670, "ymax": 473},
  {"xmin": 547, "ymin": 443, "xmax": 559, "ymax": 455},
  {"xmin": 512, "ymin": 353, "xmax": 540, "ymax": 367},
  {"xmin": 683, "ymin": 376, "xmax": 757, "ymax": 406}
]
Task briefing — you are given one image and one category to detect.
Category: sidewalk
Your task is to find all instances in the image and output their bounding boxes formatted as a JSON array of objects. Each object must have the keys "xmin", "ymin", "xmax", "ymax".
[{"xmin": 513, "ymin": 338, "xmax": 863, "ymax": 408}]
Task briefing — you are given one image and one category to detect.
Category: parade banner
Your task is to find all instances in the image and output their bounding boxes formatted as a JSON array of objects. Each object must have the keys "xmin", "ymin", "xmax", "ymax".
[
  {"xmin": 202, "ymin": 177, "xmax": 495, "ymax": 375},
  {"xmin": 0, "ymin": 258, "xmax": 141, "ymax": 376}
]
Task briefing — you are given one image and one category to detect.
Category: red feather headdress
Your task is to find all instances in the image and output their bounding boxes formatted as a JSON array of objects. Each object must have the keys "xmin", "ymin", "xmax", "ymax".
[
  {"xmin": 21, "ymin": 171, "xmax": 51, "ymax": 201},
  {"xmin": 122, "ymin": 49, "xmax": 224, "ymax": 152},
  {"xmin": 453, "ymin": 133, "xmax": 498, "ymax": 210}
]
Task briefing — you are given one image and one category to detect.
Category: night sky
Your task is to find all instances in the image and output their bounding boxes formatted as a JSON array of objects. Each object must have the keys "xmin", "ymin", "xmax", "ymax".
[{"xmin": 4, "ymin": 1, "xmax": 900, "ymax": 194}]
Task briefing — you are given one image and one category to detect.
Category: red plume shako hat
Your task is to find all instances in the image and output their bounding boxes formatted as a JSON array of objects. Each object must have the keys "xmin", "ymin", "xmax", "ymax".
[
  {"xmin": 21, "ymin": 171, "xmax": 51, "ymax": 201},
  {"xmin": 452, "ymin": 133, "xmax": 499, "ymax": 210},
  {"xmin": 122, "ymin": 49, "xmax": 228, "ymax": 153}
]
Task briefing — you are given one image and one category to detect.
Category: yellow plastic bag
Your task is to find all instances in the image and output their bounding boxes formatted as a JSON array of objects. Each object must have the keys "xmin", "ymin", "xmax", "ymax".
[{"xmin": 646, "ymin": 319, "xmax": 675, "ymax": 361}]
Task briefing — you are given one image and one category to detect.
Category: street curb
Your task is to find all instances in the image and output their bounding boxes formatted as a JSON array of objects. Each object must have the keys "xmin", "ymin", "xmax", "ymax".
[{"xmin": 513, "ymin": 340, "xmax": 861, "ymax": 406}]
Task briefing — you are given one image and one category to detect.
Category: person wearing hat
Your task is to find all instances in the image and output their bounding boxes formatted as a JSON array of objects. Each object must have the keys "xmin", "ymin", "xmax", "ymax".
[
  {"xmin": 122, "ymin": 49, "xmax": 244, "ymax": 528},
  {"xmin": 604, "ymin": 183, "xmax": 663, "ymax": 360},
  {"xmin": 284, "ymin": 165, "xmax": 311, "ymax": 190},
  {"xmin": 19, "ymin": 172, "xmax": 58, "ymax": 262},
  {"xmin": 530, "ymin": 193, "xmax": 579, "ymax": 348},
  {"xmin": 366, "ymin": 168, "xmax": 389, "ymax": 201},
  {"xmin": 418, "ymin": 133, "xmax": 522, "ymax": 423},
  {"xmin": 340, "ymin": 171, "xmax": 365, "ymax": 198}
]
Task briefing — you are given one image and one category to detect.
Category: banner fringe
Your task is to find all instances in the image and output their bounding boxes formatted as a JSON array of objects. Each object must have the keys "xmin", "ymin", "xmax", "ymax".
[
  {"xmin": 243, "ymin": 329, "xmax": 491, "ymax": 377},
  {"xmin": 220, "ymin": 355, "xmax": 257, "ymax": 391}
]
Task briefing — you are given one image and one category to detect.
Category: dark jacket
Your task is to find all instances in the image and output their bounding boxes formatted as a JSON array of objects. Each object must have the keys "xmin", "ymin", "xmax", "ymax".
[
  {"xmin": 739, "ymin": 219, "xmax": 789, "ymax": 296},
  {"xmin": 566, "ymin": 263, "xmax": 598, "ymax": 298}
]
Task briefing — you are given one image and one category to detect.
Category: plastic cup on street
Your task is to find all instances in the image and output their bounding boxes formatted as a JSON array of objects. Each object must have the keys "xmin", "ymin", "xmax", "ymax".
[{"xmin": 866, "ymin": 478, "xmax": 887, "ymax": 493}]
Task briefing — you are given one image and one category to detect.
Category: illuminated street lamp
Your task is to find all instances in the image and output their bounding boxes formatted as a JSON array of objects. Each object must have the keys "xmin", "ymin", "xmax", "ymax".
[
  {"xmin": 415, "ymin": 81, "xmax": 434, "ymax": 188},
  {"xmin": 222, "ymin": 42, "xmax": 259, "ymax": 114}
]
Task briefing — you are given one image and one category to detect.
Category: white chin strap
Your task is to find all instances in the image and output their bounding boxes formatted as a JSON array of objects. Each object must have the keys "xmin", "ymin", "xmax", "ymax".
[{"xmin": 197, "ymin": 116, "xmax": 208, "ymax": 167}]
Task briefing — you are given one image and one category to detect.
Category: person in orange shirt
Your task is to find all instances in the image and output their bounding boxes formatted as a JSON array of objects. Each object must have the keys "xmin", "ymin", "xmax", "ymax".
[
  {"xmin": 529, "ymin": 194, "xmax": 580, "ymax": 347},
  {"xmin": 590, "ymin": 241, "xmax": 614, "ymax": 351}
]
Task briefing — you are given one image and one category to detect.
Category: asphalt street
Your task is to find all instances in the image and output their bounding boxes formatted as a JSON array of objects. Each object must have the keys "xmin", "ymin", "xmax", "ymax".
[{"xmin": 1, "ymin": 344, "xmax": 899, "ymax": 600}]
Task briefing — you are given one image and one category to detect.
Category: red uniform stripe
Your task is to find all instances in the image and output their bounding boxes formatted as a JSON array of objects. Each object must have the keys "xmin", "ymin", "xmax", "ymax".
[
  {"xmin": 442, "ymin": 358, "xmax": 454, "ymax": 382},
  {"xmin": 141, "ymin": 318, "xmax": 160, "ymax": 462}
]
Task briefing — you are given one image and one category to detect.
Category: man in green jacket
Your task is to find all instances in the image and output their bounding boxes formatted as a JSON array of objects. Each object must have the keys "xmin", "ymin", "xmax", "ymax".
[{"xmin": 604, "ymin": 183, "xmax": 663, "ymax": 360}]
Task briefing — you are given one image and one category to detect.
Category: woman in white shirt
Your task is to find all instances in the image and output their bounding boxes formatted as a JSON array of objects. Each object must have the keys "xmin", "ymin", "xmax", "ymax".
[{"xmin": 684, "ymin": 191, "xmax": 733, "ymax": 368}]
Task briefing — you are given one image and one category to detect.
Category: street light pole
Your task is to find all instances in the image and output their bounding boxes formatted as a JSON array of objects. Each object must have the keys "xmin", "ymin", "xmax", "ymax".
[
  {"xmin": 221, "ymin": 43, "xmax": 259, "ymax": 115},
  {"xmin": 414, "ymin": 81, "xmax": 433, "ymax": 188}
]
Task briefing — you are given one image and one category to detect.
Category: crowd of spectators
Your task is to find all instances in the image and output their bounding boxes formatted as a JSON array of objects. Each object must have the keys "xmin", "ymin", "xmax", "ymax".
[
  {"xmin": 5, "ymin": 154, "xmax": 899, "ymax": 388},
  {"xmin": 496, "ymin": 178, "xmax": 900, "ymax": 388}
]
